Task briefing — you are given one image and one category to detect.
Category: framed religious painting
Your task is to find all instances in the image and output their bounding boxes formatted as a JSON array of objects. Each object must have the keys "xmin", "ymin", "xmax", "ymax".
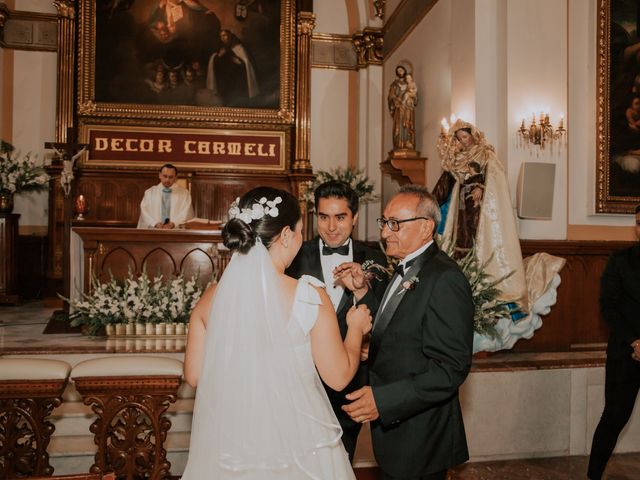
[
  {"xmin": 596, "ymin": 0, "xmax": 640, "ymax": 213},
  {"xmin": 75, "ymin": 0, "xmax": 296, "ymax": 170}
]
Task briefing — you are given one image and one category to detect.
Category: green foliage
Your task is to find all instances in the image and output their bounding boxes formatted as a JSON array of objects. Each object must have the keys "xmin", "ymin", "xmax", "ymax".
[
  {"xmin": 447, "ymin": 245, "xmax": 518, "ymax": 338},
  {"xmin": 301, "ymin": 167, "xmax": 378, "ymax": 211}
]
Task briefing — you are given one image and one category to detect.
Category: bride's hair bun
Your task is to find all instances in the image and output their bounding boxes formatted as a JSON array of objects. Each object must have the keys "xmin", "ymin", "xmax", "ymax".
[
  {"xmin": 223, "ymin": 186, "xmax": 301, "ymax": 254},
  {"xmin": 222, "ymin": 218, "xmax": 256, "ymax": 254}
]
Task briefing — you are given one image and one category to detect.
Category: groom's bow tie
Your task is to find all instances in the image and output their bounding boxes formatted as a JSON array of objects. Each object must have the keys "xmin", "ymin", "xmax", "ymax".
[{"xmin": 322, "ymin": 243, "xmax": 349, "ymax": 256}]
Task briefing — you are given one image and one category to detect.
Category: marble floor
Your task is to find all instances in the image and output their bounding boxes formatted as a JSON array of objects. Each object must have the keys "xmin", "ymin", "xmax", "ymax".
[{"xmin": 354, "ymin": 453, "xmax": 640, "ymax": 479}]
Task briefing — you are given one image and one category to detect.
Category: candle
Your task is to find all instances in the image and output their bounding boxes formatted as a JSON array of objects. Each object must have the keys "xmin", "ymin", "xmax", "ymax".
[{"xmin": 440, "ymin": 117, "xmax": 449, "ymax": 133}]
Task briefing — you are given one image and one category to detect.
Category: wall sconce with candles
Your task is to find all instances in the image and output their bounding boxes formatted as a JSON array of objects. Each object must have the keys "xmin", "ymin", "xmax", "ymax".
[{"xmin": 517, "ymin": 112, "xmax": 566, "ymax": 150}]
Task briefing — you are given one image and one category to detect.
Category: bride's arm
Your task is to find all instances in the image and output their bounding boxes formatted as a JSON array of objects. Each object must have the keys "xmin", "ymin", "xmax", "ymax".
[
  {"xmin": 310, "ymin": 287, "xmax": 370, "ymax": 391},
  {"xmin": 183, "ymin": 283, "xmax": 217, "ymax": 387}
]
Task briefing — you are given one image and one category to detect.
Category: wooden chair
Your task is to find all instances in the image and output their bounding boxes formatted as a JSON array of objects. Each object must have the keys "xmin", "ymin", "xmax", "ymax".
[
  {"xmin": 0, "ymin": 358, "xmax": 71, "ymax": 479},
  {"xmin": 25, "ymin": 474, "xmax": 115, "ymax": 480},
  {"xmin": 70, "ymin": 356, "xmax": 183, "ymax": 480}
]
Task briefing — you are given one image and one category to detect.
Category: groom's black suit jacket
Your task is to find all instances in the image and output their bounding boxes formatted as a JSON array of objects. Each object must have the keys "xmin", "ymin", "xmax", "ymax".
[
  {"xmin": 369, "ymin": 242, "xmax": 474, "ymax": 477},
  {"xmin": 286, "ymin": 237, "xmax": 388, "ymax": 457}
]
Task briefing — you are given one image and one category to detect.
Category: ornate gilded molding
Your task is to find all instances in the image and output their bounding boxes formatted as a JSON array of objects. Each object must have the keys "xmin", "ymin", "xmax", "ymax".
[
  {"xmin": 352, "ymin": 27, "xmax": 383, "ymax": 68},
  {"xmin": 54, "ymin": 0, "xmax": 76, "ymax": 143},
  {"xmin": 0, "ymin": 6, "xmax": 57, "ymax": 51},
  {"xmin": 293, "ymin": 11, "xmax": 315, "ymax": 173},
  {"xmin": 53, "ymin": 0, "xmax": 75, "ymax": 19},
  {"xmin": 0, "ymin": 4, "xmax": 8, "ymax": 31},
  {"xmin": 374, "ymin": 0, "xmax": 385, "ymax": 19}
]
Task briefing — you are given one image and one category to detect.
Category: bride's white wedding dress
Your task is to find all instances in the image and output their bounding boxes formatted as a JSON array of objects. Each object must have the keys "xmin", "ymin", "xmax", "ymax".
[{"xmin": 181, "ymin": 242, "xmax": 355, "ymax": 480}]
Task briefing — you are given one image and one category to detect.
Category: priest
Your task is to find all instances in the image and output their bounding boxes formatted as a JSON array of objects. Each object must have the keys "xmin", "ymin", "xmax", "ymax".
[{"xmin": 137, "ymin": 163, "xmax": 194, "ymax": 229}]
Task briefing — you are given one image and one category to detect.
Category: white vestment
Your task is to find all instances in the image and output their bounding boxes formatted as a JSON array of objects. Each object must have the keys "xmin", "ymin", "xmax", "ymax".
[{"xmin": 137, "ymin": 183, "xmax": 194, "ymax": 229}]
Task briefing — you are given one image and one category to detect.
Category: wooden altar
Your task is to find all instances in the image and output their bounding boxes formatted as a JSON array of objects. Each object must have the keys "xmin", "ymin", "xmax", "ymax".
[{"xmin": 71, "ymin": 227, "xmax": 230, "ymax": 302}]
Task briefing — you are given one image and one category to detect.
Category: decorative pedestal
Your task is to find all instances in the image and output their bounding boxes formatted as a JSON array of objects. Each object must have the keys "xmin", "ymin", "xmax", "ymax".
[
  {"xmin": 380, "ymin": 150, "xmax": 427, "ymax": 185},
  {"xmin": 71, "ymin": 357, "xmax": 183, "ymax": 480},
  {"xmin": 0, "ymin": 359, "xmax": 71, "ymax": 479},
  {"xmin": 0, "ymin": 213, "xmax": 20, "ymax": 304}
]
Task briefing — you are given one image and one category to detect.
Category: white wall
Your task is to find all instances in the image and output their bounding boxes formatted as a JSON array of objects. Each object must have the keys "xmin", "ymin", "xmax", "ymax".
[
  {"xmin": 12, "ymin": 50, "xmax": 56, "ymax": 226},
  {"xmin": 6, "ymin": 1, "xmax": 57, "ymax": 228},
  {"xmin": 505, "ymin": 0, "xmax": 568, "ymax": 239}
]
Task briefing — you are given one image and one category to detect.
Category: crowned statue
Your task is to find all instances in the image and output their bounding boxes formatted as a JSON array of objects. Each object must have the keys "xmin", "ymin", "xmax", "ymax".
[{"xmin": 435, "ymin": 119, "xmax": 566, "ymax": 352}]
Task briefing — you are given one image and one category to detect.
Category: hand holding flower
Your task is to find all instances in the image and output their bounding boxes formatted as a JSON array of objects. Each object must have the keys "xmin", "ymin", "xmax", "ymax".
[{"xmin": 333, "ymin": 262, "xmax": 368, "ymax": 299}]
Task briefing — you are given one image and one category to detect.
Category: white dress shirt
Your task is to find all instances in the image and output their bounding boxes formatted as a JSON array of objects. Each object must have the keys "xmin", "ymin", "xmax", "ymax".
[
  {"xmin": 380, "ymin": 240, "xmax": 433, "ymax": 312},
  {"xmin": 319, "ymin": 238, "xmax": 353, "ymax": 310}
]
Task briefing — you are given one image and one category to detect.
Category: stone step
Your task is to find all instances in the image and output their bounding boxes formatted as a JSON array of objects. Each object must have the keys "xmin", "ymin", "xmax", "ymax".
[{"xmin": 49, "ymin": 431, "xmax": 192, "ymax": 457}]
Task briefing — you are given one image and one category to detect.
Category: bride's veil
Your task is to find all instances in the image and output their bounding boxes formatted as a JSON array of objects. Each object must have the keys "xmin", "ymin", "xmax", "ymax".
[{"xmin": 183, "ymin": 240, "xmax": 342, "ymax": 478}]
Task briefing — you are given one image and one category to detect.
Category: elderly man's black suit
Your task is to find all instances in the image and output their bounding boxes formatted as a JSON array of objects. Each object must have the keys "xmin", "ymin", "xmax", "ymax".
[
  {"xmin": 286, "ymin": 237, "xmax": 388, "ymax": 460},
  {"xmin": 368, "ymin": 242, "xmax": 474, "ymax": 478}
]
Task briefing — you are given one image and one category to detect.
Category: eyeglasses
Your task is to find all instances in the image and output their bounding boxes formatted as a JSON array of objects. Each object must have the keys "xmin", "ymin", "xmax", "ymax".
[{"xmin": 376, "ymin": 217, "xmax": 430, "ymax": 232}]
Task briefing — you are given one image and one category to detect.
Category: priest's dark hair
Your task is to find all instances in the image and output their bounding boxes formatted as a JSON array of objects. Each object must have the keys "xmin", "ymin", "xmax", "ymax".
[
  {"xmin": 314, "ymin": 180, "xmax": 359, "ymax": 215},
  {"xmin": 223, "ymin": 186, "xmax": 300, "ymax": 254},
  {"xmin": 159, "ymin": 163, "xmax": 178, "ymax": 174}
]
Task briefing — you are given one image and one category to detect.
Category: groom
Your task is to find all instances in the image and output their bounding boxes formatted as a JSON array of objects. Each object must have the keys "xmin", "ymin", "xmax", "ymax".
[
  {"xmin": 286, "ymin": 180, "xmax": 388, "ymax": 461},
  {"xmin": 343, "ymin": 185, "xmax": 474, "ymax": 480}
]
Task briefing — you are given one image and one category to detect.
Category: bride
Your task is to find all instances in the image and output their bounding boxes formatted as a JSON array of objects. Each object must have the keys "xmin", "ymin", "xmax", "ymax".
[{"xmin": 182, "ymin": 186, "xmax": 372, "ymax": 479}]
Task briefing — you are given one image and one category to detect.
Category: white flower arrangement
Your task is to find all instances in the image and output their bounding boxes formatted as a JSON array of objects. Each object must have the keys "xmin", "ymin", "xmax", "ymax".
[
  {"xmin": 60, "ymin": 268, "xmax": 210, "ymax": 336},
  {"xmin": 228, "ymin": 196, "xmax": 282, "ymax": 224},
  {"xmin": 0, "ymin": 140, "xmax": 49, "ymax": 194}
]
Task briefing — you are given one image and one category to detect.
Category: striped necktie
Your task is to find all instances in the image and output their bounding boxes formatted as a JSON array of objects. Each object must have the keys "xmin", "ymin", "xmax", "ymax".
[{"xmin": 161, "ymin": 187, "xmax": 172, "ymax": 222}]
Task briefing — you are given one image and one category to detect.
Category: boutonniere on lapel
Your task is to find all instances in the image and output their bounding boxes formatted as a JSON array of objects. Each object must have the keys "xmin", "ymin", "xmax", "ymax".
[
  {"xmin": 397, "ymin": 276, "xmax": 419, "ymax": 295},
  {"xmin": 361, "ymin": 260, "xmax": 392, "ymax": 287}
]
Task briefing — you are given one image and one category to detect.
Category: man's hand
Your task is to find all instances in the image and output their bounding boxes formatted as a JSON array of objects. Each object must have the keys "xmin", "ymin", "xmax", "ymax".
[
  {"xmin": 360, "ymin": 334, "xmax": 370, "ymax": 361},
  {"xmin": 333, "ymin": 262, "xmax": 368, "ymax": 300},
  {"xmin": 342, "ymin": 386, "xmax": 379, "ymax": 423},
  {"xmin": 632, "ymin": 339, "xmax": 640, "ymax": 362}
]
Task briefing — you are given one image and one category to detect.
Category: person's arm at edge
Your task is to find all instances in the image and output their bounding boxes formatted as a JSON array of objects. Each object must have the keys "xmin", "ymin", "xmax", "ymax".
[
  {"xmin": 311, "ymin": 285, "xmax": 369, "ymax": 391},
  {"xmin": 183, "ymin": 282, "xmax": 217, "ymax": 387}
]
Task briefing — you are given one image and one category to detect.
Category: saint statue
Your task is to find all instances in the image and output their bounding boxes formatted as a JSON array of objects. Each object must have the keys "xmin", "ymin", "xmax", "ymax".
[{"xmin": 388, "ymin": 64, "xmax": 418, "ymax": 152}]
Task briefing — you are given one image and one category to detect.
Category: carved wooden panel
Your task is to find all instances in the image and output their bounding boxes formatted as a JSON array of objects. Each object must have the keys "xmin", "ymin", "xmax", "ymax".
[
  {"xmin": 73, "ymin": 376, "xmax": 181, "ymax": 480},
  {"xmin": 0, "ymin": 214, "xmax": 19, "ymax": 303},
  {"xmin": 0, "ymin": 379, "xmax": 67, "ymax": 479},
  {"xmin": 46, "ymin": 166, "xmax": 302, "ymax": 281},
  {"xmin": 189, "ymin": 172, "xmax": 292, "ymax": 220},
  {"xmin": 514, "ymin": 240, "xmax": 634, "ymax": 352},
  {"xmin": 74, "ymin": 228, "xmax": 229, "ymax": 292}
]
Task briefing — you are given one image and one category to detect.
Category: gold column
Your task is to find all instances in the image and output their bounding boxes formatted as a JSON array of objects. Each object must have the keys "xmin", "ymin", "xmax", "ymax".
[
  {"xmin": 53, "ymin": 0, "xmax": 75, "ymax": 143},
  {"xmin": 292, "ymin": 11, "xmax": 315, "ymax": 173}
]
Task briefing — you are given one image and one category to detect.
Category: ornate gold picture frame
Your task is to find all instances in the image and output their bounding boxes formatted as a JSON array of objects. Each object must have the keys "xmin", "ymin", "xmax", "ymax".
[
  {"xmin": 596, "ymin": 0, "xmax": 640, "ymax": 213},
  {"xmin": 77, "ymin": 0, "xmax": 295, "ymax": 126}
]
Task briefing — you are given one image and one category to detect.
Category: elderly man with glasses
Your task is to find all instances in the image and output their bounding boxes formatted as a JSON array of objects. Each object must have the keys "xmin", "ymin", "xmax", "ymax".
[{"xmin": 343, "ymin": 184, "xmax": 474, "ymax": 480}]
